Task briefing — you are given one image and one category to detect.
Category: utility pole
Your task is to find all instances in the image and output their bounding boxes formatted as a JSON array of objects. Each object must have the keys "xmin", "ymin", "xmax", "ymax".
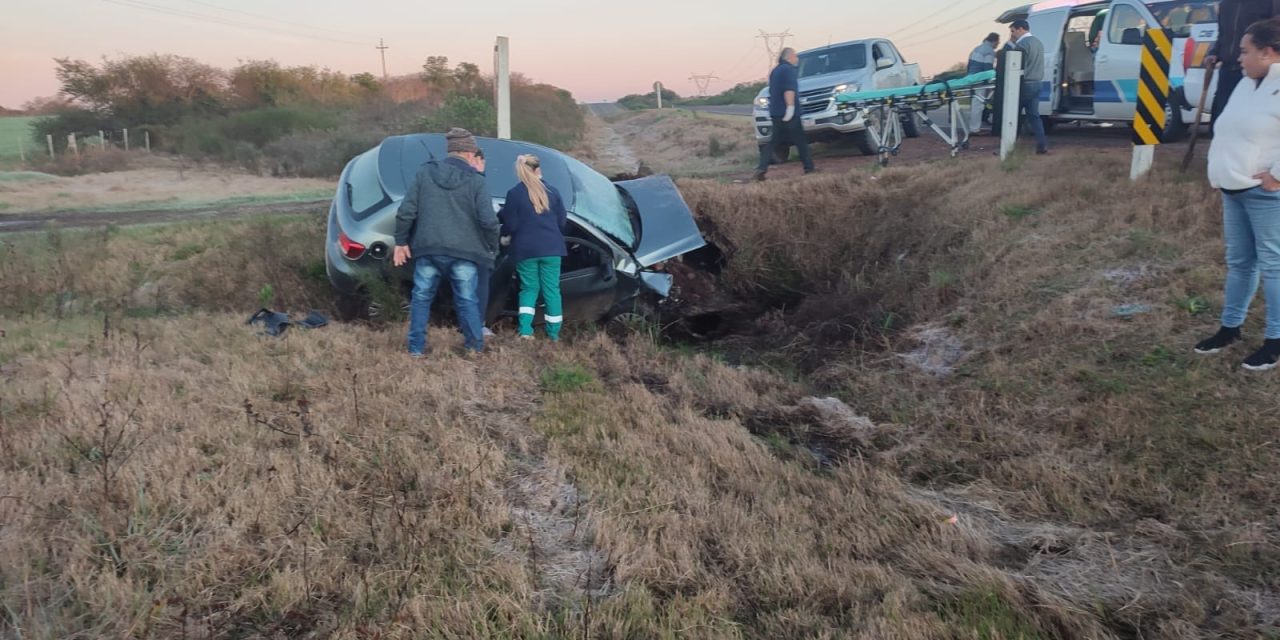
[
  {"xmin": 494, "ymin": 36, "xmax": 511, "ymax": 139},
  {"xmin": 376, "ymin": 38, "xmax": 390, "ymax": 80},
  {"xmin": 689, "ymin": 73, "xmax": 720, "ymax": 97},
  {"xmin": 757, "ymin": 29, "xmax": 793, "ymax": 78}
]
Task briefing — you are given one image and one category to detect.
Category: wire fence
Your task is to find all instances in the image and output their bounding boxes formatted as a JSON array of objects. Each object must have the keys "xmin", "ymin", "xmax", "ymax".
[{"xmin": 0, "ymin": 120, "xmax": 152, "ymax": 164}]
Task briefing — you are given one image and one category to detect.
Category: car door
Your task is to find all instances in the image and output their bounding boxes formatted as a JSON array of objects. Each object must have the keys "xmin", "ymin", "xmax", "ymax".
[
  {"xmin": 558, "ymin": 235, "xmax": 621, "ymax": 322},
  {"xmin": 872, "ymin": 42, "xmax": 904, "ymax": 88},
  {"xmin": 491, "ymin": 234, "xmax": 618, "ymax": 325},
  {"xmin": 1028, "ymin": 7, "xmax": 1070, "ymax": 114},
  {"xmin": 1093, "ymin": 0, "xmax": 1155, "ymax": 119}
]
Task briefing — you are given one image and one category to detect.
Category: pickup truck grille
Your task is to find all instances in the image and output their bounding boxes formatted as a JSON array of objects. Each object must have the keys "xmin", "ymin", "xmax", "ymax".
[{"xmin": 799, "ymin": 86, "xmax": 835, "ymax": 115}]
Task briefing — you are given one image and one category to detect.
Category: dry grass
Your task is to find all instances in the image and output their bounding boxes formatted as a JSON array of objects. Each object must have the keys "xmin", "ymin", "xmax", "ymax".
[
  {"xmin": 576, "ymin": 110, "xmax": 757, "ymax": 178},
  {"xmin": 0, "ymin": 162, "xmax": 332, "ymax": 214},
  {"xmin": 2, "ymin": 149, "xmax": 1279, "ymax": 638}
]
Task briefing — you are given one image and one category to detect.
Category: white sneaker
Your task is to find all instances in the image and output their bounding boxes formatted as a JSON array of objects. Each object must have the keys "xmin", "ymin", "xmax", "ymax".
[{"xmin": 482, "ymin": 327, "xmax": 495, "ymax": 338}]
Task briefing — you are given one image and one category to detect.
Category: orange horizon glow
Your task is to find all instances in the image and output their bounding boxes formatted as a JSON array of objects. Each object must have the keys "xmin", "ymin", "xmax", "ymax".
[{"xmin": 1, "ymin": 0, "xmax": 1017, "ymax": 109}]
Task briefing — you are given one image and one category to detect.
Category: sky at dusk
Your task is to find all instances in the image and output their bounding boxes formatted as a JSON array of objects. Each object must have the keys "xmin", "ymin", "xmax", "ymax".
[{"xmin": 1, "ymin": 0, "xmax": 1020, "ymax": 108}]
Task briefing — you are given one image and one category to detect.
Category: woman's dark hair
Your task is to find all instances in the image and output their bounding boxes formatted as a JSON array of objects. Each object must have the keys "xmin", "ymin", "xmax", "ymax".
[{"xmin": 1245, "ymin": 17, "xmax": 1280, "ymax": 53}]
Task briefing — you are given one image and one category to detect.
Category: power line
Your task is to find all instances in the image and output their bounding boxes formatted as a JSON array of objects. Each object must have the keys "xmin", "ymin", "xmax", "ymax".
[
  {"xmin": 888, "ymin": 0, "xmax": 975, "ymax": 38},
  {"xmin": 101, "ymin": 0, "xmax": 370, "ymax": 47},
  {"xmin": 688, "ymin": 72, "xmax": 720, "ymax": 96},
  {"xmin": 897, "ymin": 12, "xmax": 1010, "ymax": 50},
  {"xmin": 895, "ymin": 0, "xmax": 1013, "ymax": 45},
  {"xmin": 757, "ymin": 29, "xmax": 793, "ymax": 79},
  {"xmin": 179, "ymin": 0, "xmax": 373, "ymax": 41},
  {"xmin": 377, "ymin": 39, "xmax": 390, "ymax": 80}
]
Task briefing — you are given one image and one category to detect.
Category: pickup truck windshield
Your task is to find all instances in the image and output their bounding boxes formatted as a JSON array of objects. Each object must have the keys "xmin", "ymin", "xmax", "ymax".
[
  {"xmin": 798, "ymin": 45, "xmax": 867, "ymax": 79},
  {"xmin": 1147, "ymin": 1, "xmax": 1218, "ymax": 38}
]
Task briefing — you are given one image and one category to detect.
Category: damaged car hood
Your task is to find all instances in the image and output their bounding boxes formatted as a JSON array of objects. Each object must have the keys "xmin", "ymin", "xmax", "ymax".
[{"xmin": 615, "ymin": 175, "xmax": 706, "ymax": 267}]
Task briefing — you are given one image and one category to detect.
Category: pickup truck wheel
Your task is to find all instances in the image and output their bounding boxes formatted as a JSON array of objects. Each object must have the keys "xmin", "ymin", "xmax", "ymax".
[
  {"xmin": 901, "ymin": 110, "xmax": 921, "ymax": 138},
  {"xmin": 758, "ymin": 142, "xmax": 790, "ymax": 165},
  {"xmin": 853, "ymin": 129, "xmax": 876, "ymax": 156}
]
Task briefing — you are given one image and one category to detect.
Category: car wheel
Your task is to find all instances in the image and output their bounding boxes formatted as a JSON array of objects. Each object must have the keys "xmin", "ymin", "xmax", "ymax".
[
  {"xmin": 853, "ymin": 129, "xmax": 876, "ymax": 156},
  {"xmin": 1161, "ymin": 92, "xmax": 1189, "ymax": 142},
  {"xmin": 901, "ymin": 110, "xmax": 921, "ymax": 138},
  {"xmin": 762, "ymin": 142, "xmax": 791, "ymax": 165},
  {"xmin": 604, "ymin": 298, "xmax": 659, "ymax": 338},
  {"xmin": 335, "ymin": 288, "xmax": 368, "ymax": 322}
]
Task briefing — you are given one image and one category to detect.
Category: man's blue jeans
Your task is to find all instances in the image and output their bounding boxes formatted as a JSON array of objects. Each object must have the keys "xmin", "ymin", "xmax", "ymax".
[
  {"xmin": 1221, "ymin": 187, "xmax": 1280, "ymax": 339},
  {"xmin": 1019, "ymin": 81, "xmax": 1049, "ymax": 153},
  {"xmin": 407, "ymin": 255, "xmax": 484, "ymax": 354}
]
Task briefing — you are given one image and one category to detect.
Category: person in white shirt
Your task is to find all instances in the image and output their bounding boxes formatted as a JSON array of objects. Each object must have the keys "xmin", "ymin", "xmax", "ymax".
[{"xmin": 1196, "ymin": 17, "xmax": 1280, "ymax": 370}]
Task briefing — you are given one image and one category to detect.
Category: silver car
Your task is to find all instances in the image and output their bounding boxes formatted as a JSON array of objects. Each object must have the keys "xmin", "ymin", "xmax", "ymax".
[{"xmin": 325, "ymin": 133, "xmax": 707, "ymax": 324}]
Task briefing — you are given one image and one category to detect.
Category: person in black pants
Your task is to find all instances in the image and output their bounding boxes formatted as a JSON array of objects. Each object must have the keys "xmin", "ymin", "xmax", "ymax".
[
  {"xmin": 754, "ymin": 47, "xmax": 816, "ymax": 181},
  {"xmin": 1209, "ymin": 0, "xmax": 1280, "ymax": 130}
]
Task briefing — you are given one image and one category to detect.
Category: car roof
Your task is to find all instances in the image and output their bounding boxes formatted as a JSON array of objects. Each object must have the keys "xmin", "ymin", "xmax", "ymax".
[{"xmin": 375, "ymin": 134, "xmax": 577, "ymax": 208}]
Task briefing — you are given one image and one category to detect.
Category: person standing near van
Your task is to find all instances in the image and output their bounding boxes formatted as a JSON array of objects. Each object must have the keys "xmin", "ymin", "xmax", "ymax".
[
  {"xmin": 499, "ymin": 154, "xmax": 569, "ymax": 342},
  {"xmin": 968, "ymin": 33, "xmax": 1000, "ymax": 132},
  {"xmin": 1195, "ymin": 17, "xmax": 1280, "ymax": 370},
  {"xmin": 754, "ymin": 47, "xmax": 817, "ymax": 181},
  {"xmin": 1010, "ymin": 19, "xmax": 1050, "ymax": 154},
  {"xmin": 1207, "ymin": 0, "xmax": 1280, "ymax": 129}
]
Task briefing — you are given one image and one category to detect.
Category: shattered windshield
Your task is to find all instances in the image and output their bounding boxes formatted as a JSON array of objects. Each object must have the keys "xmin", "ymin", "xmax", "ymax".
[
  {"xmin": 799, "ymin": 45, "xmax": 867, "ymax": 79},
  {"xmin": 559, "ymin": 155, "xmax": 635, "ymax": 247}
]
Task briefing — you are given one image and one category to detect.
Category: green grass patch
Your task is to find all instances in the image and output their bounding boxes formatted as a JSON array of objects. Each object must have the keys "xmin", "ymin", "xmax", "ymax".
[
  {"xmin": 539, "ymin": 363, "xmax": 595, "ymax": 394},
  {"xmin": 0, "ymin": 117, "xmax": 40, "ymax": 161},
  {"xmin": 934, "ymin": 589, "xmax": 1047, "ymax": 640},
  {"xmin": 1001, "ymin": 204, "xmax": 1037, "ymax": 220}
]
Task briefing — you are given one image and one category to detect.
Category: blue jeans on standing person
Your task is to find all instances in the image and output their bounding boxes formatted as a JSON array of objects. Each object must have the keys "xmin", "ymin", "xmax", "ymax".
[
  {"xmin": 407, "ymin": 255, "xmax": 484, "ymax": 354},
  {"xmin": 1019, "ymin": 81, "xmax": 1049, "ymax": 153},
  {"xmin": 1221, "ymin": 187, "xmax": 1280, "ymax": 339}
]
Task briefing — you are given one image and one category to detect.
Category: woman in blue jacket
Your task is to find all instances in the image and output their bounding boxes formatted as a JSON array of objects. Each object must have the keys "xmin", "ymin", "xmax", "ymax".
[{"xmin": 499, "ymin": 154, "xmax": 569, "ymax": 341}]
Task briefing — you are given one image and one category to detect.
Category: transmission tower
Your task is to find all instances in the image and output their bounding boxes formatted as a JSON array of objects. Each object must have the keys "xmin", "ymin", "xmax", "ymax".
[
  {"xmin": 688, "ymin": 73, "xmax": 720, "ymax": 97},
  {"xmin": 757, "ymin": 29, "xmax": 793, "ymax": 77}
]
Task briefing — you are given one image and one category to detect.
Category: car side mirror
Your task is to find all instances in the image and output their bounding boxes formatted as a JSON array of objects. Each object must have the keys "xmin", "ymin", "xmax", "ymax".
[
  {"xmin": 876, "ymin": 57, "xmax": 894, "ymax": 70},
  {"xmin": 1121, "ymin": 28, "xmax": 1143, "ymax": 46}
]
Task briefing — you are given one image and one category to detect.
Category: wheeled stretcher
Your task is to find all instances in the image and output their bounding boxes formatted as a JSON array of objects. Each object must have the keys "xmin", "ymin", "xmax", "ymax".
[{"xmin": 834, "ymin": 70, "xmax": 997, "ymax": 166}]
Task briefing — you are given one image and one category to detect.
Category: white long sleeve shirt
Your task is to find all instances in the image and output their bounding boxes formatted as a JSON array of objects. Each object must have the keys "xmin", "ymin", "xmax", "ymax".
[{"xmin": 1208, "ymin": 62, "xmax": 1280, "ymax": 190}]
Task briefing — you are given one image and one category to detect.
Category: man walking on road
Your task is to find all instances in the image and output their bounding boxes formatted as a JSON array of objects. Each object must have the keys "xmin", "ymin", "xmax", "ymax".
[
  {"xmin": 968, "ymin": 32, "xmax": 1000, "ymax": 132},
  {"xmin": 1010, "ymin": 19, "xmax": 1050, "ymax": 155},
  {"xmin": 754, "ymin": 47, "xmax": 816, "ymax": 181},
  {"xmin": 1208, "ymin": 0, "xmax": 1280, "ymax": 130},
  {"xmin": 392, "ymin": 128, "xmax": 500, "ymax": 357}
]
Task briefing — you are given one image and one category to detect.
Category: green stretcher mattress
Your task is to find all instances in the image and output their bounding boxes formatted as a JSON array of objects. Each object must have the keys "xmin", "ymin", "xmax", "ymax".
[{"xmin": 835, "ymin": 70, "xmax": 996, "ymax": 105}]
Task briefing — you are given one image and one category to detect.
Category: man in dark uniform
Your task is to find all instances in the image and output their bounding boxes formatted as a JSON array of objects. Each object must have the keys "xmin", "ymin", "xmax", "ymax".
[
  {"xmin": 1209, "ymin": 0, "xmax": 1280, "ymax": 129},
  {"xmin": 754, "ymin": 47, "xmax": 816, "ymax": 181}
]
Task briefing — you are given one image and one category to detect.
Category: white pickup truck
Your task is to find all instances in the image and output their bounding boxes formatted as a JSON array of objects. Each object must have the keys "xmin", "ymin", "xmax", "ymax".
[{"xmin": 753, "ymin": 38, "xmax": 924, "ymax": 159}]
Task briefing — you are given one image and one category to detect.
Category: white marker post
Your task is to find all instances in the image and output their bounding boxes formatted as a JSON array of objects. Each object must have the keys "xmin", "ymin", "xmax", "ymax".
[
  {"xmin": 494, "ymin": 36, "xmax": 511, "ymax": 140},
  {"xmin": 46, "ymin": 134, "xmax": 54, "ymax": 158},
  {"xmin": 123, "ymin": 128, "xmax": 129, "ymax": 151},
  {"xmin": 67, "ymin": 134, "xmax": 79, "ymax": 158},
  {"xmin": 655, "ymin": 82, "xmax": 664, "ymax": 109},
  {"xmin": 144, "ymin": 131, "xmax": 151, "ymax": 153},
  {"xmin": 98, "ymin": 130, "xmax": 106, "ymax": 151},
  {"xmin": 1000, "ymin": 51, "xmax": 1023, "ymax": 161}
]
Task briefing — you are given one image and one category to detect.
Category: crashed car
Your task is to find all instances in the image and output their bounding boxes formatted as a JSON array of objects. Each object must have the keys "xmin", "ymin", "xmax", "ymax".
[{"xmin": 325, "ymin": 133, "xmax": 706, "ymax": 325}]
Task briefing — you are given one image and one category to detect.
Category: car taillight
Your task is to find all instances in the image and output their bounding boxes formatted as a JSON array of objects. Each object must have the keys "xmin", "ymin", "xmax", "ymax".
[
  {"xmin": 1184, "ymin": 35, "xmax": 1196, "ymax": 70},
  {"xmin": 338, "ymin": 232, "xmax": 366, "ymax": 260}
]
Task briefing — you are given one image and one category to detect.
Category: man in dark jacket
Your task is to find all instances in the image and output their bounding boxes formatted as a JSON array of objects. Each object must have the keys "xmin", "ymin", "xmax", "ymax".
[
  {"xmin": 1208, "ymin": 0, "xmax": 1280, "ymax": 129},
  {"xmin": 392, "ymin": 128, "xmax": 500, "ymax": 356},
  {"xmin": 753, "ymin": 47, "xmax": 816, "ymax": 181}
]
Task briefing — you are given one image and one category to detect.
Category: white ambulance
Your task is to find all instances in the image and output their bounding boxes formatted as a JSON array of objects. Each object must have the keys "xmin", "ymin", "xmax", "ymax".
[{"xmin": 998, "ymin": 0, "xmax": 1219, "ymax": 139}]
